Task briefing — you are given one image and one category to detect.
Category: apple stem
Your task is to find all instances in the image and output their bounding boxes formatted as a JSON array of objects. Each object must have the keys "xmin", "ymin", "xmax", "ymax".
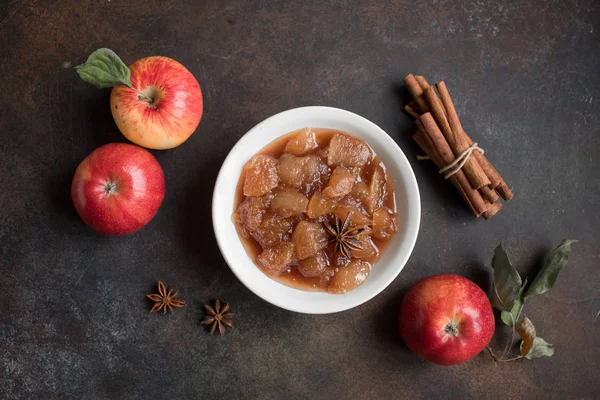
[
  {"xmin": 132, "ymin": 87, "xmax": 153, "ymax": 104},
  {"xmin": 121, "ymin": 80, "xmax": 153, "ymax": 104}
]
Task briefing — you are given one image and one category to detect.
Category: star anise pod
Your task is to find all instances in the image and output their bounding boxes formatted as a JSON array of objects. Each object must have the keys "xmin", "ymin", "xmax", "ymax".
[
  {"xmin": 146, "ymin": 281, "xmax": 186, "ymax": 313},
  {"xmin": 324, "ymin": 212, "xmax": 367, "ymax": 259},
  {"xmin": 202, "ymin": 300, "xmax": 234, "ymax": 336}
]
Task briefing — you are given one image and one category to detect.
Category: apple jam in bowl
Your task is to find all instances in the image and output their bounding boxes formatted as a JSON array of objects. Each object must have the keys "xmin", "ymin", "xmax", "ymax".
[
  {"xmin": 233, "ymin": 128, "xmax": 398, "ymax": 294},
  {"xmin": 213, "ymin": 107, "xmax": 420, "ymax": 313}
]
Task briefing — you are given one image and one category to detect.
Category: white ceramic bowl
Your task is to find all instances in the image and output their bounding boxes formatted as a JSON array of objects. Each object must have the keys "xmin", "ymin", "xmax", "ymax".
[{"xmin": 212, "ymin": 106, "xmax": 420, "ymax": 314}]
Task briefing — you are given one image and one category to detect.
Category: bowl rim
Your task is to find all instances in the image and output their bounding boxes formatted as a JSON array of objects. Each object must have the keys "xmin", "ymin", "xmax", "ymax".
[{"xmin": 212, "ymin": 106, "xmax": 420, "ymax": 314}]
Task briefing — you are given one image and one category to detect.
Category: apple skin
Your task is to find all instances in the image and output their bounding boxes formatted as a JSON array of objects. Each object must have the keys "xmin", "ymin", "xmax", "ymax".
[
  {"xmin": 110, "ymin": 56, "xmax": 203, "ymax": 150},
  {"xmin": 71, "ymin": 143, "xmax": 165, "ymax": 236},
  {"xmin": 399, "ymin": 274, "xmax": 495, "ymax": 366}
]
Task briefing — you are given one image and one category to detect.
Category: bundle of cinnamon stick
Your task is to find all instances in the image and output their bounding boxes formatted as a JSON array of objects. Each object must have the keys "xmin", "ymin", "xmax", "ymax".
[{"xmin": 404, "ymin": 74, "xmax": 513, "ymax": 219}]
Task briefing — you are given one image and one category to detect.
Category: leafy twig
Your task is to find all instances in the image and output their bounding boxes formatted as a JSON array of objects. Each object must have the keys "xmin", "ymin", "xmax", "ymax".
[{"xmin": 488, "ymin": 240, "xmax": 576, "ymax": 362}]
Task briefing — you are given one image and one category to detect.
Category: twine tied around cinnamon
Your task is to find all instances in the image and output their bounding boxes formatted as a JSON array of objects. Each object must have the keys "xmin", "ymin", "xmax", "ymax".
[{"xmin": 417, "ymin": 142, "xmax": 485, "ymax": 179}]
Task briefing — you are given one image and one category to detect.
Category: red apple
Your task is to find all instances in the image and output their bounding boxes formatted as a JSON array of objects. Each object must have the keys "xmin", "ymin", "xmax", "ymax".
[
  {"xmin": 110, "ymin": 56, "xmax": 203, "ymax": 150},
  {"xmin": 399, "ymin": 274, "xmax": 495, "ymax": 366},
  {"xmin": 71, "ymin": 143, "xmax": 165, "ymax": 236}
]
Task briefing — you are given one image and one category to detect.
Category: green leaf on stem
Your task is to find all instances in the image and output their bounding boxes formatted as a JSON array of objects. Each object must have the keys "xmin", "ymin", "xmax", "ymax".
[
  {"xmin": 500, "ymin": 278, "xmax": 528, "ymax": 326},
  {"xmin": 491, "ymin": 244, "xmax": 522, "ymax": 312},
  {"xmin": 522, "ymin": 337, "xmax": 554, "ymax": 360},
  {"xmin": 76, "ymin": 48, "xmax": 132, "ymax": 89},
  {"xmin": 524, "ymin": 240, "xmax": 577, "ymax": 300},
  {"xmin": 516, "ymin": 317, "xmax": 536, "ymax": 356}
]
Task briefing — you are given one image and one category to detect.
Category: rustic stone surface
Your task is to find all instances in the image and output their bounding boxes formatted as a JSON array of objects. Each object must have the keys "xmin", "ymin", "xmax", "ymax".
[{"xmin": 0, "ymin": 0, "xmax": 598, "ymax": 399}]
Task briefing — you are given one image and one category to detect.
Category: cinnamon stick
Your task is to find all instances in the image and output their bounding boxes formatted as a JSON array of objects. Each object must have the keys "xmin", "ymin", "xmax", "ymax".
[
  {"xmin": 422, "ymin": 86, "xmax": 491, "ymax": 189},
  {"xmin": 404, "ymin": 76, "xmax": 430, "ymax": 114},
  {"xmin": 404, "ymin": 102, "xmax": 420, "ymax": 118},
  {"xmin": 418, "ymin": 114, "xmax": 488, "ymax": 217},
  {"xmin": 479, "ymin": 186, "xmax": 499, "ymax": 203},
  {"xmin": 496, "ymin": 181, "xmax": 514, "ymax": 200},
  {"xmin": 404, "ymin": 74, "xmax": 430, "ymax": 113},
  {"xmin": 436, "ymin": 81, "xmax": 513, "ymax": 200},
  {"xmin": 413, "ymin": 130, "xmax": 483, "ymax": 217},
  {"xmin": 415, "ymin": 75, "xmax": 430, "ymax": 90},
  {"xmin": 482, "ymin": 200, "xmax": 502, "ymax": 220}
]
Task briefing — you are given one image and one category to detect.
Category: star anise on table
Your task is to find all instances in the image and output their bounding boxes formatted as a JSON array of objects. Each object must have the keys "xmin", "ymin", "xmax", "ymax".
[
  {"xmin": 202, "ymin": 300, "xmax": 234, "ymax": 336},
  {"xmin": 324, "ymin": 212, "xmax": 368, "ymax": 259},
  {"xmin": 146, "ymin": 281, "xmax": 186, "ymax": 313}
]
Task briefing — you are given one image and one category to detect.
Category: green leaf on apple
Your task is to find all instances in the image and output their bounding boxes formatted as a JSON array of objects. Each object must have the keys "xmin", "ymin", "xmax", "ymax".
[
  {"xmin": 523, "ymin": 240, "xmax": 577, "ymax": 300},
  {"xmin": 76, "ymin": 48, "xmax": 133, "ymax": 89},
  {"xmin": 491, "ymin": 244, "xmax": 522, "ymax": 314},
  {"xmin": 500, "ymin": 277, "xmax": 527, "ymax": 326},
  {"xmin": 521, "ymin": 337, "xmax": 554, "ymax": 360}
]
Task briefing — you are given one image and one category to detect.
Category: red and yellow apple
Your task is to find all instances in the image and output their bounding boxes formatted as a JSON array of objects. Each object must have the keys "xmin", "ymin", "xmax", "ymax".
[
  {"xmin": 398, "ymin": 274, "xmax": 495, "ymax": 366},
  {"xmin": 110, "ymin": 56, "xmax": 203, "ymax": 150},
  {"xmin": 71, "ymin": 143, "xmax": 165, "ymax": 236}
]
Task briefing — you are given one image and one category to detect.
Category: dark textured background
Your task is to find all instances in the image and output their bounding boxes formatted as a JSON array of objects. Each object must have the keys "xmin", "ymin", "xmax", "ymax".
[{"xmin": 1, "ymin": 0, "xmax": 599, "ymax": 399}]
